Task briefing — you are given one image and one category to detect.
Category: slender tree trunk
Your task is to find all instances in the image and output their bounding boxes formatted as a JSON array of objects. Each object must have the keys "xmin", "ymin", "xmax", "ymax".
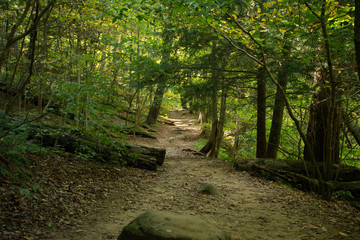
[
  {"xmin": 256, "ymin": 66, "xmax": 267, "ymax": 158},
  {"xmin": 135, "ymin": 89, "xmax": 141, "ymax": 127},
  {"xmin": 0, "ymin": 1, "xmax": 33, "ymax": 71},
  {"xmin": 75, "ymin": 33, "xmax": 81, "ymax": 127},
  {"xmin": 266, "ymin": 41, "xmax": 291, "ymax": 158},
  {"xmin": 200, "ymin": 42, "xmax": 231, "ymax": 157},
  {"xmin": 213, "ymin": 85, "xmax": 228, "ymax": 157},
  {"xmin": 355, "ymin": 0, "xmax": 360, "ymax": 77},
  {"xmin": 344, "ymin": 114, "xmax": 360, "ymax": 146},
  {"xmin": 0, "ymin": 1, "xmax": 53, "ymax": 71},
  {"xmin": 200, "ymin": 77, "xmax": 218, "ymax": 155},
  {"xmin": 6, "ymin": 1, "xmax": 40, "ymax": 114},
  {"xmin": 232, "ymin": 115, "xmax": 241, "ymax": 158},
  {"xmin": 145, "ymin": 22, "xmax": 173, "ymax": 125},
  {"xmin": 37, "ymin": 7, "xmax": 51, "ymax": 114},
  {"xmin": 135, "ymin": 28, "xmax": 142, "ymax": 128},
  {"xmin": 146, "ymin": 79, "xmax": 166, "ymax": 125},
  {"xmin": 200, "ymin": 93, "xmax": 218, "ymax": 154},
  {"xmin": 254, "ymin": 0, "xmax": 267, "ymax": 158},
  {"xmin": 266, "ymin": 71, "xmax": 287, "ymax": 158}
]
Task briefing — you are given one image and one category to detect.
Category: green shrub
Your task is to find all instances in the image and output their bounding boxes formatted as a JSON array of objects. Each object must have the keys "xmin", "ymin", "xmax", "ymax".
[
  {"xmin": 332, "ymin": 190, "xmax": 354, "ymax": 200},
  {"xmin": 192, "ymin": 138, "xmax": 207, "ymax": 149},
  {"xmin": 218, "ymin": 148, "xmax": 233, "ymax": 163},
  {"xmin": 0, "ymin": 111, "xmax": 44, "ymax": 182}
]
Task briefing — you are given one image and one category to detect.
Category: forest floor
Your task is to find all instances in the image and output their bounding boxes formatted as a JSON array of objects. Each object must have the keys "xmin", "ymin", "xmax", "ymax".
[{"xmin": 1, "ymin": 109, "xmax": 360, "ymax": 239}]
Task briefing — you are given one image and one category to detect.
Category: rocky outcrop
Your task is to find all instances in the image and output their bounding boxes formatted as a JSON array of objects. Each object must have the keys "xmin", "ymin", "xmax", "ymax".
[{"xmin": 118, "ymin": 210, "xmax": 229, "ymax": 240}]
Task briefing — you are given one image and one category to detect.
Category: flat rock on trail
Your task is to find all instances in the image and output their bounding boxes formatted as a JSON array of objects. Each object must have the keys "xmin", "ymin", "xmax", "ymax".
[{"xmin": 53, "ymin": 109, "xmax": 360, "ymax": 240}]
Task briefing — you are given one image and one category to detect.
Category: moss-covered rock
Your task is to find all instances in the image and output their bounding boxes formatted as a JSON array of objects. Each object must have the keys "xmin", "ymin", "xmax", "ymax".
[{"xmin": 118, "ymin": 211, "xmax": 229, "ymax": 240}]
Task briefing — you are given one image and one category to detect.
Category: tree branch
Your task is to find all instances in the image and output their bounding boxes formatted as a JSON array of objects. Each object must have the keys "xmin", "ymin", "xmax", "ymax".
[{"xmin": 220, "ymin": 32, "xmax": 263, "ymax": 66}]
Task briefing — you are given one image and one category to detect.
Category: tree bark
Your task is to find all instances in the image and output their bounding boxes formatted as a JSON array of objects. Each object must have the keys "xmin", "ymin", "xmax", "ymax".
[
  {"xmin": 6, "ymin": 1, "xmax": 39, "ymax": 114},
  {"xmin": 200, "ymin": 85, "xmax": 218, "ymax": 155},
  {"xmin": 4, "ymin": 1, "xmax": 54, "ymax": 113},
  {"xmin": 346, "ymin": 119, "xmax": 360, "ymax": 146},
  {"xmin": 0, "ymin": 1, "xmax": 33, "ymax": 71},
  {"xmin": 145, "ymin": 18, "xmax": 173, "ymax": 125},
  {"xmin": 145, "ymin": 74, "xmax": 166, "ymax": 127},
  {"xmin": 256, "ymin": 66, "xmax": 267, "ymax": 158},
  {"xmin": 355, "ymin": 0, "xmax": 360, "ymax": 78},
  {"xmin": 0, "ymin": 1, "xmax": 53, "ymax": 71},
  {"xmin": 213, "ymin": 85, "xmax": 228, "ymax": 157},
  {"xmin": 304, "ymin": 69, "xmax": 341, "ymax": 178},
  {"xmin": 266, "ymin": 70, "xmax": 287, "ymax": 158},
  {"xmin": 266, "ymin": 40, "xmax": 291, "ymax": 158},
  {"xmin": 304, "ymin": 2, "xmax": 341, "ymax": 172},
  {"xmin": 146, "ymin": 79, "xmax": 166, "ymax": 125}
]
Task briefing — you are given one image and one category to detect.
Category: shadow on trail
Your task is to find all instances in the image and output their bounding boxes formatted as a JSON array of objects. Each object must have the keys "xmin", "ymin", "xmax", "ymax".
[{"xmin": 53, "ymin": 109, "xmax": 360, "ymax": 240}]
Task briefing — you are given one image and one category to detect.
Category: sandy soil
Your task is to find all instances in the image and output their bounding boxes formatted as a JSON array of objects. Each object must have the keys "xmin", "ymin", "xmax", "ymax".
[{"xmin": 52, "ymin": 109, "xmax": 360, "ymax": 240}]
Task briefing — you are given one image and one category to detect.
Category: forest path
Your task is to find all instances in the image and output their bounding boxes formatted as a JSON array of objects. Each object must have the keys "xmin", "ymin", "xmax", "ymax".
[{"xmin": 53, "ymin": 109, "xmax": 359, "ymax": 240}]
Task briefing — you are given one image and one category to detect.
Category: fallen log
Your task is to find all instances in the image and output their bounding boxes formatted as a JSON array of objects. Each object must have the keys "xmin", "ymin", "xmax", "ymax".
[
  {"xmin": 123, "ymin": 154, "xmax": 158, "ymax": 171},
  {"xmin": 131, "ymin": 130, "xmax": 156, "ymax": 139},
  {"xmin": 28, "ymin": 125, "xmax": 165, "ymax": 171},
  {"xmin": 331, "ymin": 181, "xmax": 360, "ymax": 192},
  {"xmin": 125, "ymin": 144, "xmax": 166, "ymax": 166},
  {"xmin": 101, "ymin": 124, "xmax": 156, "ymax": 139},
  {"xmin": 234, "ymin": 158, "xmax": 360, "ymax": 198},
  {"xmin": 235, "ymin": 158, "xmax": 360, "ymax": 181}
]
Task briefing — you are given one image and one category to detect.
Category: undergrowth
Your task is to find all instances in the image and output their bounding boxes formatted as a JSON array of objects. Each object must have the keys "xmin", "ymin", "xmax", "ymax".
[
  {"xmin": 0, "ymin": 111, "xmax": 46, "ymax": 184},
  {"xmin": 0, "ymin": 109, "xmax": 132, "ymax": 185}
]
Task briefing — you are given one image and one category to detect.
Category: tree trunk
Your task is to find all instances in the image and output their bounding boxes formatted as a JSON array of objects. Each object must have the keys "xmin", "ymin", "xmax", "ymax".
[
  {"xmin": 200, "ymin": 85, "xmax": 218, "ymax": 155},
  {"xmin": 0, "ymin": 1, "xmax": 33, "ymax": 71},
  {"xmin": 213, "ymin": 85, "xmax": 228, "ymax": 158},
  {"xmin": 4, "ymin": 1, "xmax": 54, "ymax": 113},
  {"xmin": 0, "ymin": 1, "xmax": 53, "ymax": 71},
  {"xmin": 266, "ymin": 41, "xmax": 291, "ymax": 158},
  {"xmin": 231, "ymin": 115, "xmax": 241, "ymax": 158},
  {"xmin": 146, "ymin": 79, "xmax": 166, "ymax": 125},
  {"xmin": 75, "ymin": 32, "xmax": 82, "ymax": 127},
  {"xmin": 255, "ymin": 0, "xmax": 267, "ymax": 159},
  {"xmin": 304, "ymin": 69, "xmax": 341, "ymax": 166},
  {"xmin": 6, "ymin": 1, "xmax": 40, "ymax": 114},
  {"xmin": 302, "ymin": 2, "xmax": 342, "ymax": 200},
  {"xmin": 256, "ymin": 66, "xmax": 267, "ymax": 158},
  {"xmin": 145, "ymin": 22, "xmax": 173, "ymax": 125},
  {"xmin": 355, "ymin": 0, "xmax": 360, "ymax": 77},
  {"xmin": 305, "ymin": 3, "xmax": 341, "ymax": 173},
  {"xmin": 200, "ymin": 41, "xmax": 231, "ymax": 157},
  {"xmin": 266, "ymin": 70, "xmax": 287, "ymax": 158},
  {"xmin": 346, "ymin": 119, "xmax": 360, "ymax": 146}
]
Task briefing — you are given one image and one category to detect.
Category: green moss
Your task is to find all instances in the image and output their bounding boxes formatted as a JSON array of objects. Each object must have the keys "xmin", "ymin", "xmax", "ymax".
[{"xmin": 192, "ymin": 138, "xmax": 208, "ymax": 149}]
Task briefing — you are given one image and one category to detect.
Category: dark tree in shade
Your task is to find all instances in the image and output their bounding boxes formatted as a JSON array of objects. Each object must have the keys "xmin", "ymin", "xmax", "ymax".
[{"xmin": 355, "ymin": 0, "xmax": 360, "ymax": 77}]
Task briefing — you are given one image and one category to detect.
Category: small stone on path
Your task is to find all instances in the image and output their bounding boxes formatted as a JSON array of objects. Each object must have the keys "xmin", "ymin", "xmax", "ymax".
[{"xmin": 198, "ymin": 183, "xmax": 220, "ymax": 195}]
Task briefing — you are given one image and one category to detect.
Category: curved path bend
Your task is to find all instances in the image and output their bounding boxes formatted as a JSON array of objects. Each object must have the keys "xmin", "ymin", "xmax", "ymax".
[{"xmin": 54, "ymin": 109, "xmax": 359, "ymax": 240}]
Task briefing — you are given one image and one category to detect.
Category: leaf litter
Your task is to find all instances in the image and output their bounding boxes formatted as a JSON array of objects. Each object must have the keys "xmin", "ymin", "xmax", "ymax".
[{"xmin": 0, "ymin": 109, "xmax": 359, "ymax": 240}]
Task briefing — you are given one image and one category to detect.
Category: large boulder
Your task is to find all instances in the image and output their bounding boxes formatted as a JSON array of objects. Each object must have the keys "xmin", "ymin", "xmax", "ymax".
[{"xmin": 118, "ymin": 210, "xmax": 229, "ymax": 240}]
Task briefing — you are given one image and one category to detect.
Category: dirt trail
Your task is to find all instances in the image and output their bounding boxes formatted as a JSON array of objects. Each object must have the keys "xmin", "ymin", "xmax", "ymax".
[{"xmin": 53, "ymin": 109, "xmax": 359, "ymax": 240}]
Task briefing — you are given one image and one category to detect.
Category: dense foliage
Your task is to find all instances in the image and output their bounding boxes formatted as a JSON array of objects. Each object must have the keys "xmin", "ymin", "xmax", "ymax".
[{"xmin": 1, "ymin": 0, "xmax": 359, "ymax": 199}]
